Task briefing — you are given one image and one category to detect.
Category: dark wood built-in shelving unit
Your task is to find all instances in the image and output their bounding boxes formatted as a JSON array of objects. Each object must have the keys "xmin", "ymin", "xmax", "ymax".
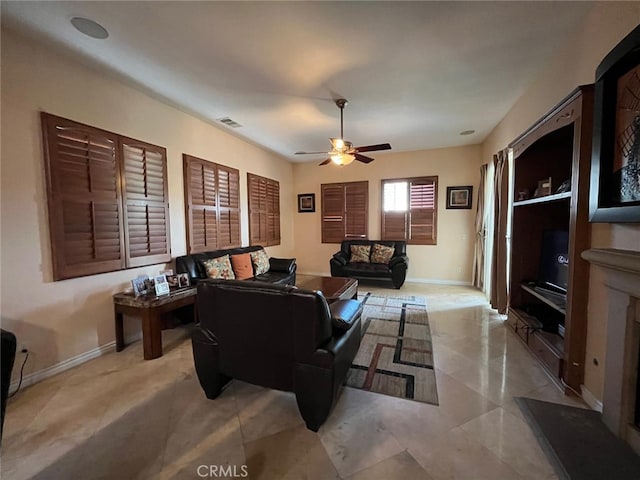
[{"xmin": 506, "ymin": 85, "xmax": 593, "ymax": 394}]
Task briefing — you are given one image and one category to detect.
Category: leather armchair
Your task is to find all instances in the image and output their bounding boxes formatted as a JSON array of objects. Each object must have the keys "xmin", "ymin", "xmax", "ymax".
[
  {"xmin": 192, "ymin": 279, "xmax": 363, "ymax": 431},
  {"xmin": 330, "ymin": 240, "xmax": 408, "ymax": 289}
]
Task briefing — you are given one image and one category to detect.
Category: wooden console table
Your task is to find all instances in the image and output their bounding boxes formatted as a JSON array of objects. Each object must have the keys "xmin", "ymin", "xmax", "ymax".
[{"xmin": 113, "ymin": 287, "xmax": 197, "ymax": 360}]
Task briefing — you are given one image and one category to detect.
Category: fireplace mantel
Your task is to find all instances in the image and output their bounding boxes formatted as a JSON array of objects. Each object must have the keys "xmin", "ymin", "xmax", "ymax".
[
  {"xmin": 582, "ymin": 248, "xmax": 640, "ymax": 276},
  {"xmin": 582, "ymin": 247, "xmax": 640, "ymax": 454}
]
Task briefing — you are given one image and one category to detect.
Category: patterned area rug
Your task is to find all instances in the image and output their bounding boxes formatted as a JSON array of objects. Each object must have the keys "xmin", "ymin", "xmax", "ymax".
[{"xmin": 345, "ymin": 292, "xmax": 438, "ymax": 405}]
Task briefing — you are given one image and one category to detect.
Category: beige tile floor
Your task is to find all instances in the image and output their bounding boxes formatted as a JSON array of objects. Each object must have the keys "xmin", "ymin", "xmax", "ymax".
[{"xmin": 1, "ymin": 283, "xmax": 588, "ymax": 480}]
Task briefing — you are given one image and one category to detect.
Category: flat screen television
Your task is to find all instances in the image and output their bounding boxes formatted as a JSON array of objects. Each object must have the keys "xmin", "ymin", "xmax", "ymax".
[{"xmin": 538, "ymin": 230, "xmax": 569, "ymax": 294}]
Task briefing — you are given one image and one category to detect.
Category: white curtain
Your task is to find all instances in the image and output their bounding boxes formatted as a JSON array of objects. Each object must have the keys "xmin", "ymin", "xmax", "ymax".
[{"xmin": 473, "ymin": 164, "xmax": 488, "ymax": 289}]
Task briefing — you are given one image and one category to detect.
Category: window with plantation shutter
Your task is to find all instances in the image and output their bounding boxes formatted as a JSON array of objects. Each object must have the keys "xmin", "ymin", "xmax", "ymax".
[
  {"xmin": 247, "ymin": 173, "xmax": 280, "ymax": 246},
  {"xmin": 121, "ymin": 139, "xmax": 171, "ymax": 266},
  {"xmin": 183, "ymin": 155, "xmax": 241, "ymax": 253},
  {"xmin": 381, "ymin": 176, "xmax": 438, "ymax": 245},
  {"xmin": 321, "ymin": 181, "xmax": 368, "ymax": 243},
  {"xmin": 41, "ymin": 112, "xmax": 171, "ymax": 280}
]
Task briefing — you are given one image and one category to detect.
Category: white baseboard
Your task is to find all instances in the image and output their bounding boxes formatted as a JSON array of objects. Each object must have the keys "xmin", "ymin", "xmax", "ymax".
[
  {"xmin": 581, "ymin": 384, "xmax": 604, "ymax": 412},
  {"xmin": 10, "ymin": 341, "xmax": 116, "ymax": 393},
  {"xmin": 405, "ymin": 277, "xmax": 472, "ymax": 286},
  {"xmin": 299, "ymin": 271, "xmax": 471, "ymax": 286}
]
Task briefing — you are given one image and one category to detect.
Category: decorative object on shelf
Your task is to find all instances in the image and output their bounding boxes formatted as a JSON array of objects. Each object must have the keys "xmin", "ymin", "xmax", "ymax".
[
  {"xmin": 535, "ymin": 177, "xmax": 552, "ymax": 197},
  {"xmin": 446, "ymin": 185, "xmax": 473, "ymax": 209},
  {"xmin": 555, "ymin": 179, "xmax": 571, "ymax": 194},
  {"xmin": 297, "ymin": 193, "xmax": 315, "ymax": 212},
  {"xmin": 517, "ymin": 189, "xmax": 530, "ymax": 201},
  {"xmin": 590, "ymin": 24, "xmax": 640, "ymax": 222}
]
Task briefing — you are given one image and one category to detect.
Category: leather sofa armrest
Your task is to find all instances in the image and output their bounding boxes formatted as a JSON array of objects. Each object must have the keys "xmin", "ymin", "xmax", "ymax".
[
  {"xmin": 329, "ymin": 299, "xmax": 363, "ymax": 331},
  {"xmin": 330, "ymin": 252, "xmax": 348, "ymax": 266},
  {"xmin": 389, "ymin": 255, "xmax": 409, "ymax": 268},
  {"xmin": 269, "ymin": 257, "xmax": 296, "ymax": 274}
]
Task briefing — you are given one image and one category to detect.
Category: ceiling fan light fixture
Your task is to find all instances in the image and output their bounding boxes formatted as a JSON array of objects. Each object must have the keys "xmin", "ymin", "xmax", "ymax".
[{"xmin": 331, "ymin": 153, "xmax": 355, "ymax": 166}]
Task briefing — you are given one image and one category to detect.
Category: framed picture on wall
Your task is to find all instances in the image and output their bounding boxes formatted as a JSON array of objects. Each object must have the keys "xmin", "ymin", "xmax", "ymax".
[
  {"xmin": 298, "ymin": 193, "xmax": 315, "ymax": 212},
  {"xmin": 446, "ymin": 186, "xmax": 473, "ymax": 209},
  {"xmin": 589, "ymin": 24, "xmax": 640, "ymax": 222}
]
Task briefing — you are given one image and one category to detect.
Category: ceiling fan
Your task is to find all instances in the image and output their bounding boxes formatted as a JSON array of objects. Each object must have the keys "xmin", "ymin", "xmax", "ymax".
[{"xmin": 295, "ymin": 99, "xmax": 391, "ymax": 166}]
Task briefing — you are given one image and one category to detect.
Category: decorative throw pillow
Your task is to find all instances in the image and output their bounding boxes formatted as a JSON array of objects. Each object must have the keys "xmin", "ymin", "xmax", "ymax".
[
  {"xmin": 250, "ymin": 249, "xmax": 270, "ymax": 275},
  {"xmin": 230, "ymin": 253, "xmax": 254, "ymax": 280},
  {"xmin": 202, "ymin": 255, "xmax": 235, "ymax": 280},
  {"xmin": 371, "ymin": 243, "xmax": 395, "ymax": 264},
  {"xmin": 350, "ymin": 244, "xmax": 371, "ymax": 263}
]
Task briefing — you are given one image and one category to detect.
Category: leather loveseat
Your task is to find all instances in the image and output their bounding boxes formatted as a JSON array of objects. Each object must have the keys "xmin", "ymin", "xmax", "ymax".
[
  {"xmin": 330, "ymin": 240, "xmax": 409, "ymax": 289},
  {"xmin": 192, "ymin": 279, "xmax": 363, "ymax": 431},
  {"xmin": 176, "ymin": 245, "xmax": 296, "ymax": 286}
]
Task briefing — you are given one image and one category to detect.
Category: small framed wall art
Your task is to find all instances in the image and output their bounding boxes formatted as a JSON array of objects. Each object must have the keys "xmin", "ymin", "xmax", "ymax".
[
  {"xmin": 446, "ymin": 186, "xmax": 473, "ymax": 209},
  {"xmin": 298, "ymin": 193, "xmax": 315, "ymax": 212}
]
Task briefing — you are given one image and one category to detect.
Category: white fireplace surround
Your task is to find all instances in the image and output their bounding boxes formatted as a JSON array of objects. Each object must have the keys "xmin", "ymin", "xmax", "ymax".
[{"xmin": 582, "ymin": 248, "xmax": 640, "ymax": 455}]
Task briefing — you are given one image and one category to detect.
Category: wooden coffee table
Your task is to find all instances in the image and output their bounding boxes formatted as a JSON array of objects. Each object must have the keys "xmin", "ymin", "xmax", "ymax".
[{"xmin": 296, "ymin": 275, "xmax": 358, "ymax": 302}]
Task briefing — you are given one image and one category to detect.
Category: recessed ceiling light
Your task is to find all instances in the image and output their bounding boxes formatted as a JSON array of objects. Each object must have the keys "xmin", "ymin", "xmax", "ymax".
[
  {"xmin": 70, "ymin": 17, "xmax": 109, "ymax": 39},
  {"xmin": 460, "ymin": 130, "xmax": 475, "ymax": 136}
]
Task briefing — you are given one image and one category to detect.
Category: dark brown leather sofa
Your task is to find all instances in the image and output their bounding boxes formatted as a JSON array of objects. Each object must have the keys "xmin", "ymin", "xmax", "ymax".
[
  {"xmin": 192, "ymin": 279, "xmax": 363, "ymax": 431},
  {"xmin": 330, "ymin": 240, "xmax": 409, "ymax": 289},
  {"xmin": 175, "ymin": 245, "xmax": 296, "ymax": 286}
]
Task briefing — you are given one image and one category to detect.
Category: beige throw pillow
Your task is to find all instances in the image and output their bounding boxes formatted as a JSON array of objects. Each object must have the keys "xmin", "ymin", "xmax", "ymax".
[
  {"xmin": 350, "ymin": 244, "xmax": 371, "ymax": 263},
  {"xmin": 371, "ymin": 243, "xmax": 395, "ymax": 264},
  {"xmin": 202, "ymin": 255, "xmax": 236, "ymax": 280}
]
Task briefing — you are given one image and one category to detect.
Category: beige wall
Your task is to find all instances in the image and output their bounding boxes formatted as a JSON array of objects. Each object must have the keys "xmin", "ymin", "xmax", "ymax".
[
  {"xmin": 292, "ymin": 145, "xmax": 483, "ymax": 283},
  {"xmin": 482, "ymin": 3, "xmax": 640, "ymax": 402},
  {"xmin": 0, "ymin": 29, "xmax": 294, "ymax": 379}
]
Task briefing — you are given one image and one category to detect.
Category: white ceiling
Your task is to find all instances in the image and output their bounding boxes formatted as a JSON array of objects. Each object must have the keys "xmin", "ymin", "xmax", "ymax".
[{"xmin": 1, "ymin": 1, "xmax": 593, "ymax": 162}]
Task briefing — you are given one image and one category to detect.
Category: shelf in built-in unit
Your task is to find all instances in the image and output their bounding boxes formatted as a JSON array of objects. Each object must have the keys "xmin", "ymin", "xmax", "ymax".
[
  {"xmin": 513, "ymin": 191, "xmax": 571, "ymax": 207},
  {"xmin": 521, "ymin": 284, "xmax": 566, "ymax": 315}
]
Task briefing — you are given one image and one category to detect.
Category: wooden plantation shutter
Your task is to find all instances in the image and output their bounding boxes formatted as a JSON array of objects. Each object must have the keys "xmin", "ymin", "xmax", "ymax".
[
  {"xmin": 42, "ymin": 114, "xmax": 125, "ymax": 280},
  {"xmin": 183, "ymin": 155, "xmax": 240, "ymax": 253},
  {"xmin": 41, "ymin": 112, "xmax": 171, "ymax": 280},
  {"xmin": 184, "ymin": 155, "xmax": 218, "ymax": 253},
  {"xmin": 267, "ymin": 179, "xmax": 280, "ymax": 245},
  {"xmin": 247, "ymin": 173, "xmax": 280, "ymax": 246},
  {"xmin": 381, "ymin": 176, "xmax": 438, "ymax": 245},
  {"xmin": 321, "ymin": 181, "xmax": 368, "ymax": 243},
  {"xmin": 409, "ymin": 177, "xmax": 437, "ymax": 244},
  {"xmin": 217, "ymin": 165, "xmax": 241, "ymax": 248},
  {"xmin": 121, "ymin": 139, "xmax": 171, "ymax": 266}
]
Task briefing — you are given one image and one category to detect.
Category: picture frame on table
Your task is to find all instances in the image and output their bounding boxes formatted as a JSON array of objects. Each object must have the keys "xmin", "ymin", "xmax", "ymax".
[
  {"xmin": 131, "ymin": 275, "xmax": 150, "ymax": 297},
  {"xmin": 446, "ymin": 186, "xmax": 473, "ymax": 209},
  {"xmin": 154, "ymin": 274, "xmax": 170, "ymax": 296},
  {"xmin": 177, "ymin": 273, "xmax": 190, "ymax": 288},
  {"xmin": 589, "ymin": 24, "xmax": 640, "ymax": 222},
  {"xmin": 298, "ymin": 193, "xmax": 315, "ymax": 213}
]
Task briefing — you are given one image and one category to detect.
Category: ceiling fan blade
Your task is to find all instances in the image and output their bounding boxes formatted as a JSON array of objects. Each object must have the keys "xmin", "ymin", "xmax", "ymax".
[
  {"xmin": 355, "ymin": 153, "xmax": 375, "ymax": 164},
  {"xmin": 355, "ymin": 143, "xmax": 392, "ymax": 153},
  {"xmin": 318, "ymin": 158, "xmax": 332, "ymax": 166},
  {"xmin": 295, "ymin": 151, "xmax": 327, "ymax": 155}
]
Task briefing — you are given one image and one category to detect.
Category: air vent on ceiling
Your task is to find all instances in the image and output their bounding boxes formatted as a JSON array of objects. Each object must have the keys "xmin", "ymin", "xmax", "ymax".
[{"xmin": 217, "ymin": 117, "xmax": 243, "ymax": 128}]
